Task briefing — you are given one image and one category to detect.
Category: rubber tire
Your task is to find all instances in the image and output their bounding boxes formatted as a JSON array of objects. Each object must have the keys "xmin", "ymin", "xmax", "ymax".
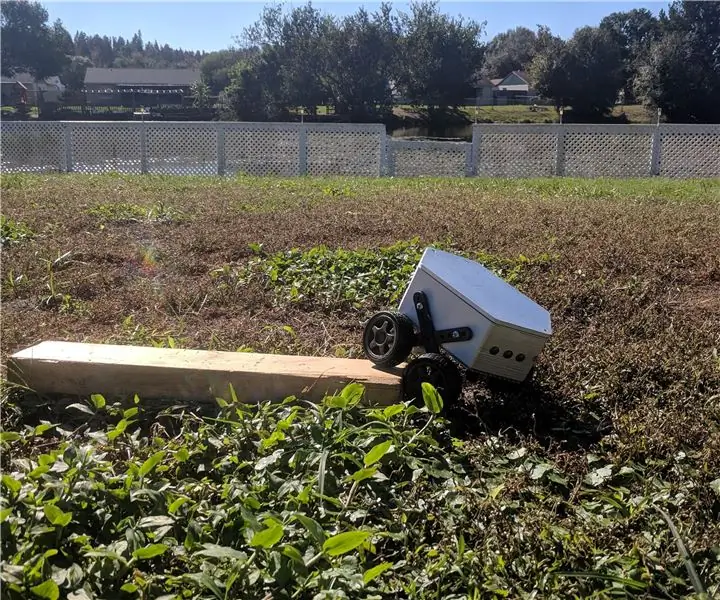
[
  {"xmin": 362, "ymin": 311, "xmax": 416, "ymax": 368},
  {"xmin": 401, "ymin": 352, "xmax": 463, "ymax": 408}
]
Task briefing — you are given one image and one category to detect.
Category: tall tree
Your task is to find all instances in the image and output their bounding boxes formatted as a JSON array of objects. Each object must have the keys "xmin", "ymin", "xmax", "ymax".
[
  {"xmin": 394, "ymin": 1, "xmax": 485, "ymax": 114},
  {"xmin": 201, "ymin": 49, "xmax": 252, "ymax": 94},
  {"xmin": 633, "ymin": 1, "xmax": 720, "ymax": 122},
  {"xmin": 1, "ymin": 0, "xmax": 71, "ymax": 78},
  {"xmin": 600, "ymin": 9, "xmax": 660, "ymax": 102},
  {"xmin": 482, "ymin": 26, "xmax": 537, "ymax": 78},
  {"xmin": 320, "ymin": 4, "xmax": 399, "ymax": 118},
  {"xmin": 529, "ymin": 26, "xmax": 624, "ymax": 117}
]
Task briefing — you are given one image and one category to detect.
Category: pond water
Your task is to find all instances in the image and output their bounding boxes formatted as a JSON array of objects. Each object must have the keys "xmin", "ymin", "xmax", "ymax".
[{"xmin": 388, "ymin": 123, "xmax": 474, "ymax": 141}]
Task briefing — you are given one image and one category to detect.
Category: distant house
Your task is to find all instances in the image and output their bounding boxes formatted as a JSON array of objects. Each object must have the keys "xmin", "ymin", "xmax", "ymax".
[
  {"xmin": 83, "ymin": 68, "xmax": 201, "ymax": 107},
  {"xmin": 1, "ymin": 73, "xmax": 65, "ymax": 106},
  {"xmin": 471, "ymin": 70, "xmax": 537, "ymax": 106}
]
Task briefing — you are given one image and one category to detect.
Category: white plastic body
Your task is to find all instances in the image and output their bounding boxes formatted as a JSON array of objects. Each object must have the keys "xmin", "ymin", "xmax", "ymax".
[{"xmin": 397, "ymin": 248, "xmax": 552, "ymax": 381}]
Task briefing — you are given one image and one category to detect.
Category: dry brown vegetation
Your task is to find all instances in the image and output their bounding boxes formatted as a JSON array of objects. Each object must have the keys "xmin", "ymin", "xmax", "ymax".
[
  {"xmin": 2, "ymin": 175, "xmax": 719, "ymax": 455},
  {"xmin": 2, "ymin": 173, "xmax": 720, "ymax": 597}
]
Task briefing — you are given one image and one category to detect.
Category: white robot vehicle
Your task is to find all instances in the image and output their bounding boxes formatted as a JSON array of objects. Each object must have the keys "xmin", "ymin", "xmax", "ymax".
[{"xmin": 362, "ymin": 247, "xmax": 552, "ymax": 405}]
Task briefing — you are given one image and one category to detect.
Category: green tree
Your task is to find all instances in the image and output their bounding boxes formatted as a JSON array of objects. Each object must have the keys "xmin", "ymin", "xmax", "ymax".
[
  {"xmin": 600, "ymin": 9, "xmax": 660, "ymax": 103},
  {"xmin": 1, "ymin": 0, "xmax": 71, "ymax": 78},
  {"xmin": 633, "ymin": 1, "xmax": 720, "ymax": 122},
  {"xmin": 526, "ymin": 27, "xmax": 568, "ymax": 110},
  {"xmin": 320, "ymin": 4, "xmax": 398, "ymax": 118},
  {"xmin": 394, "ymin": 1, "xmax": 485, "ymax": 115},
  {"xmin": 200, "ymin": 49, "xmax": 251, "ymax": 94},
  {"xmin": 60, "ymin": 55, "xmax": 92, "ymax": 91},
  {"xmin": 529, "ymin": 26, "xmax": 624, "ymax": 117},
  {"xmin": 481, "ymin": 26, "xmax": 537, "ymax": 78}
]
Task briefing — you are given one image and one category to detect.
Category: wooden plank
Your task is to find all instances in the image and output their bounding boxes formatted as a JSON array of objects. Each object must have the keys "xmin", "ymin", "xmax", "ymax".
[{"xmin": 7, "ymin": 341, "xmax": 403, "ymax": 406}]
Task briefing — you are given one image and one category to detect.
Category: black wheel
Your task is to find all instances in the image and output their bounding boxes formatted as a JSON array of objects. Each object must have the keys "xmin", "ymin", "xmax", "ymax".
[
  {"xmin": 401, "ymin": 352, "xmax": 462, "ymax": 408},
  {"xmin": 362, "ymin": 311, "xmax": 415, "ymax": 367}
]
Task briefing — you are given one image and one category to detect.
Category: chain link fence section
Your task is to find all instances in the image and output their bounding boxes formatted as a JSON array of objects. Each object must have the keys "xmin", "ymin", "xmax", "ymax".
[
  {"xmin": 0, "ymin": 121, "xmax": 67, "ymax": 173},
  {"xmin": 472, "ymin": 125, "xmax": 558, "ymax": 177},
  {"xmin": 658, "ymin": 125, "xmax": 720, "ymax": 178},
  {"xmin": 562, "ymin": 125, "xmax": 654, "ymax": 178},
  {"xmin": 388, "ymin": 140, "xmax": 470, "ymax": 177}
]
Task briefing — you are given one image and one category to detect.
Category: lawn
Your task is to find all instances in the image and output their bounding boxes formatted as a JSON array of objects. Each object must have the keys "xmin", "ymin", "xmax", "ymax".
[{"xmin": 1, "ymin": 173, "xmax": 719, "ymax": 599}]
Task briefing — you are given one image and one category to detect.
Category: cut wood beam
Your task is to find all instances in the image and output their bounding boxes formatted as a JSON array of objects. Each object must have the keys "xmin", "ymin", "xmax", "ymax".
[{"xmin": 7, "ymin": 341, "xmax": 403, "ymax": 406}]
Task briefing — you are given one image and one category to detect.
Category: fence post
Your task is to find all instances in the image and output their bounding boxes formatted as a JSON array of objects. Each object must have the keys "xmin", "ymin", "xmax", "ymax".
[
  {"xmin": 298, "ymin": 124, "xmax": 308, "ymax": 176},
  {"xmin": 470, "ymin": 125, "xmax": 479, "ymax": 177},
  {"xmin": 140, "ymin": 122, "xmax": 148, "ymax": 174},
  {"xmin": 651, "ymin": 126, "xmax": 662, "ymax": 176},
  {"xmin": 386, "ymin": 138, "xmax": 396, "ymax": 176},
  {"xmin": 379, "ymin": 131, "xmax": 388, "ymax": 176},
  {"xmin": 555, "ymin": 125, "xmax": 565, "ymax": 176},
  {"xmin": 216, "ymin": 123, "xmax": 226, "ymax": 177},
  {"xmin": 63, "ymin": 123, "xmax": 73, "ymax": 173}
]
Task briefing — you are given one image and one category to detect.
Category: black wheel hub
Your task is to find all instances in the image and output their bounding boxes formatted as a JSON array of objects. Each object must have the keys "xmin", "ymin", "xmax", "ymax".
[{"xmin": 368, "ymin": 318, "xmax": 395, "ymax": 357}]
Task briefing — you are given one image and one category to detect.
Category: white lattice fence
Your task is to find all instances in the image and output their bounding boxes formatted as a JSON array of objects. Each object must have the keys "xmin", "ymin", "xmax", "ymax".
[
  {"xmin": 70, "ymin": 123, "xmax": 143, "ymax": 174},
  {"xmin": 388, "ymin": 140, "xmax": 470, "ymax": 177},
  {"xmin": 657, "ymin": 125, "xmax": 720, "ymax": 178},
  {"xmin": 473, "ymin": 125, "xmax": 558, "ymax": 177},
  {"xmin": 2, "ymin": 121, "xmax": 719, "ymax": 179},
  {"xmin": 562, "ymin": 125, "xmax": 654, "ymax": 177},
  {"xmin": 224, "ymin": 122, "xmax": 300, "ymax": 176},
  {"xmin": 305, "ymin": 124, "xmax": 385, "ymax": 176},
  {"xmin": 0, "ymin": 122, "xmax": 67, "ymax": 173},
  {"xmin": 146, "ymin": 123, "xmax": 217, "ymax": 176}
]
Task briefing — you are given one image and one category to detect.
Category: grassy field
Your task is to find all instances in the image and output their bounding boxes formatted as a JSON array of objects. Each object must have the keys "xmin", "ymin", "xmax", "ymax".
[
  {"xmin": 1, "ymin": 173, "xmax": 720, "ymax": 599},
  {"xmin": 393, "ymin": 104, "xmax": 657, "ymax": 125}
]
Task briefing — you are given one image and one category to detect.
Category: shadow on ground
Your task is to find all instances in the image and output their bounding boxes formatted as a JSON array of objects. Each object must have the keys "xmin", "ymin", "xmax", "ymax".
[{"xmin": 445, "ymin": 374, "xmax": 611, "ymax": 451}]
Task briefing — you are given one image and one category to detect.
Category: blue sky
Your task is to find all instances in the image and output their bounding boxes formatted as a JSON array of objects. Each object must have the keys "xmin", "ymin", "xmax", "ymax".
[{"xmin": 42, "ymin": 1, "xmax": 668, "ymax": 52}]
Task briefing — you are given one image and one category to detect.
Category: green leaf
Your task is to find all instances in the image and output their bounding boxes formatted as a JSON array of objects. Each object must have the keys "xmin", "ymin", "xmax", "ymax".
[
  {"xmin": 169, "ymin": 496, "xmax": 190, "ymax": 514},
  {"xmin": 90, "ymin": 394, "xmax": 106, "ymax": 409},
  {"xmin": 363, "ymin": 561, "xmax": 393, "ymax": 584},
  {"xmin": 44, "ymin": 504, "xmax": 72, "ymax": 527},
  {"xmin": 340, "ymin": 382, "xmax": 364, "ymax": 406},
  {"xmin": 33, "ymin": 423, "xmax": 56, "ymax": 436},
  {"xmin": 0, "ymin": 432, "xmax": 21, "ymax": 442},
  {"xmin": 295, "ymin": 514, "xmax": 325, "ymax": 544},
  {"xmin": 2, "ymin": 474, "xmax": 21, "ymax": 495},
  {"xmin": 120, "ymin": 583, "xmax": 138, "ymax": 593},
  {"xmin": 322, "ymin": 530, "xmax": 371, "ymax": 556},
  {"xmin": 0, "ymin": 507, "xmax": 12, "ymax": 522},
  {"xmin": 183, "ymin": 572, "xmax": 224, "ymax": 600},
  {"xmin": 139, "ymin": 451, "xmax": 166, "ymax": 478},
  {"xmin": 283, "ymin": 545, "xmax": 305, "ymax": 565},
  {"xmin": 250, "ymin": 520, "xmax": 284, "ymax": 548},
  {"xmin": 66, "ymin": 403, "xmax": 94, "ymax": 415},
  {"xmin": 107, "ymin": 418, "xmax": 131, "ymax": 440},
  {"xmin": 195, "ymin": 544, "xmax": 247, "ymax": 560},
  {"xmin": 351, "ymin": 466, "xmax": 378, "ymax": 482},
  {"xmin": 30, "ymin": 580, "xmax": 59, "ymax": 600},
  {"xmin": 530, "ymin": 463, "xmax": 552, "ymax": 480},
  {"xmin": 132, "ymin": 543, "xmax": 168, "ymax": 560},
  {"xmin": 364, "ymin": 440, "xmax": 392, "ymax": 467},
  {"xmin": 710, "ymin": 478, "xmax": 720, "ymax": 496},
  {"xmin": 585, "ymin": 465, "xmax": 613, "ymax": 487},
  {"xmin": 123, "ymin": 407, "xmax": 138, "ymax": 419},
  {"xmin": 383, "ymin": 405, "xmax": 404, "ymax": 420},
  {"xmin": 176, "ymin": 447, "xmax": 190, "ymax": 462},
  {"xmin": 421, "ymin": 382, "xmax": 443, "ymax": 414}
]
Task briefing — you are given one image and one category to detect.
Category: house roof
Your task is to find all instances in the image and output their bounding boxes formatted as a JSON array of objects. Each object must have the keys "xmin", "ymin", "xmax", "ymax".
[
  {"xmin": 490, "ymin": 78, "xmax": 503, "ymax": 87},
  {"xmin": 84, "ymin": 68, "xmax": 201, "ymax": 87},
  {"xmin": 498, "ymin": 71, "xmax": 530, "ymax": 85}
]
